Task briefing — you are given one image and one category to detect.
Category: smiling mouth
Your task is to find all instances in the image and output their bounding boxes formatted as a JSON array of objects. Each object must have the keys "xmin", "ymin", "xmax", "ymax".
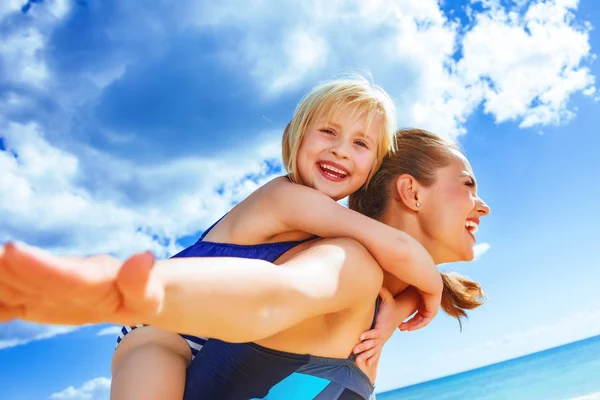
[
  {"xmin": 318, "ymin": 163, "xmax": 349, "ymax": 181},
  {"xmin": 465, "ymin": 220, "xmax": 479, "ymax": 240}
]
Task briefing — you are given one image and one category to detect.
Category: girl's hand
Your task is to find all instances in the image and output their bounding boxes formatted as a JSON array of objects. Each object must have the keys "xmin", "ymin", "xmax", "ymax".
[
  {"xmin": 399, "ymin": 288, "xmax": 441, "ymax": 332},
  {"xmin": 0, "ymin": 242, "xmax": 163, "ymax": 326},
  {"xmin": 353, "ymin": 287, "xmax": 395, "ymax": 366},
  {"xmin": 353, "ymin": 286, "xmax": 420, "ymax": 366}
]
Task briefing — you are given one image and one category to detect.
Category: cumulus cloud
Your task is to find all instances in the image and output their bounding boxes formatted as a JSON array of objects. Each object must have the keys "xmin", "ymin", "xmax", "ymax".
[
  {"xmin": 0, "ymin": 0, "xmax": 22, "ymax": 21},
  {"xmin": 0, "ymin": 0, "xmax": 596, "ymax": 259},
  {"xmin": 95, "ymin": 325, "xmax": 123, "ymax": 337},
  {"xmin": 49, "ymin": 377, "xmax": 111, "ymax": 400},
  {"xmin": 0, "ymin": 120, "xmax": 282, "ymax": 257},
  {"xmin": 0, "ymin": 321, "xmax": 82, "ymax": 350},
  {"xmin": 473, "ymin": 243, "xmax": 491, "ymax": 260}
]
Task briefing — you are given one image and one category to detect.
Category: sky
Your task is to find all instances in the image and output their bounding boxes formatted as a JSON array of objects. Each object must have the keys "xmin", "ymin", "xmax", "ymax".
[{"xmin": 0, "ymin": 0, "xmax": 599, "ymax": 398}]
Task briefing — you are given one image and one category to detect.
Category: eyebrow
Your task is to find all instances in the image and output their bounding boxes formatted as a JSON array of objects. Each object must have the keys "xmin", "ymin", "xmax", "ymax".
[{"xmin": 323, "ymin": 121, "xmax": 342, "ymax": 129}]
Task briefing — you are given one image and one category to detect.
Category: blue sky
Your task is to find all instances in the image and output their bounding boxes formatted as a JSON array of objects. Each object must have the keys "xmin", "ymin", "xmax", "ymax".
[{"xmin": 0, "ymin": 0, "xmax": 599, "ymax": 398}]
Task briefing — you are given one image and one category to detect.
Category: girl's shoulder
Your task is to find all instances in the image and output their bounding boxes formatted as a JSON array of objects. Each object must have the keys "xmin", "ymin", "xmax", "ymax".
[{"xmin": 206, "ymin": 176, "xmax": 305, "ymax": 245}]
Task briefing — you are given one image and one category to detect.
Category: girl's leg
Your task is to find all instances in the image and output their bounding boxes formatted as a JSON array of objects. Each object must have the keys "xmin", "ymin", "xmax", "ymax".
[{"xmin": 111, "ymin": 326, "xmax": 192, "ymax": 400}]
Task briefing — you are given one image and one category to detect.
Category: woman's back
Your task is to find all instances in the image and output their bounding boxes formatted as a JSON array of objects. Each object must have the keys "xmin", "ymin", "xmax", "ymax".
[{"xmin": 182, "ymin": 238, "xmax": 382, "ymax": 400}]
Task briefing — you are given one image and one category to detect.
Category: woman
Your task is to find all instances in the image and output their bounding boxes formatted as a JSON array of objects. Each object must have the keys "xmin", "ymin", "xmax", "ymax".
[{"xmin": 0, "ymin": 128, "xmax": 489, "ymax": 399}]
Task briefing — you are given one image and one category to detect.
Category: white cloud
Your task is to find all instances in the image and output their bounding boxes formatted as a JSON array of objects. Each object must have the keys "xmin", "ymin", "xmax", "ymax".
[
  {"xmin": 49, "ymin": 377, "xmax": 111, "ymax": 400},
  {"xmin": 473, "ymin": 243, "xmax": 491, "ymax": 260},
  {"xmin": 0, "ymin": 28, "xmax": 49, "ymax": 87},
  {"xmin": 96, "ymin": 326, "xmax": 123, "ymax": 337},
  {"xmin": 0, "ymin": 322, "xmax": 83, "ymax": 350},
  {"xmin": 0, "ymin": 0, "xmax": 21, "ymax": 21},
  {"xmin": 567, "ymin": 393, "xmax": 600, "ymax": 400},
  {"xmin": 187, "ymin": 0, "xmax": 595, "ymax": 136},
  {"xmin": 459, "ymin": 0, "xmax": 595, "ymax": 129},
  {"xmin": 0, "ymin": 120, "xmax": 283, "ymax": 258}
]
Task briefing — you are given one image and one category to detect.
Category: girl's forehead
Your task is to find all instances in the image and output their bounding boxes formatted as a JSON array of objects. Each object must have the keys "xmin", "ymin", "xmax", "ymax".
[{"xmin": 316, "ymin": 105, "xmax": 384, "ymax": 133}]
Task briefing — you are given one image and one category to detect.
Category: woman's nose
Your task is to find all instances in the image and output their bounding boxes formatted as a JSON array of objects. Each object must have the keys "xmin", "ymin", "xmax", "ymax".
[{"xmin": 476, "ymin": 196, "xmax": 490, "ymax": 216}]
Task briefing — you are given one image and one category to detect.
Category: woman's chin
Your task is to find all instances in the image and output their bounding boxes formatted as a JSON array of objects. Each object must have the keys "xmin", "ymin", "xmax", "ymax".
[{"xmin": 446, "ymin": 248, "xmax": 475, "ymax": 263}]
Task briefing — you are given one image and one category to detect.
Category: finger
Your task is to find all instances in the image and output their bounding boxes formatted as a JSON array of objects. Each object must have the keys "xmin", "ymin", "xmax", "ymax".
[
  {"xmin": 405, "ymin": 315, "xmax": 432, "ymax": 331},
  {"xmin": 0, "ymin": 283, "xmax": 31, "ymax": 306},
  {"xmin": 353, "ymin": 339, "xmax": 378, "ymax": 355},
  {"xmin": 356, "ymin": 345, "xmax": 381, "ymax": 365},
  {"xmin": 0, "ymin": 304, "xmax": 24, "ymax": 322},
  {"xmin": 19, "ymin": 302, "xmax": 102, "ymax": 326},
  {"xmin": 400, "ymin": 313, "xmax": 424, "ymax": 331},
  {"xmin": 3, "ymin": 242, "xmax": 76, "ymax": 295},
  {"xmin": 366, "ymin": 348, "xmax": 382, "ymax": 366},
  {"xmin": 360, "ymin": 329, "xmax": 381, "ymax": 341},
  {"xmin": 0, "ymin": 244, "xmax": 38, "ymax": 296},
  {"xmin": 117, "ymin": 252, "xmax": 162, "ymax": 315}
]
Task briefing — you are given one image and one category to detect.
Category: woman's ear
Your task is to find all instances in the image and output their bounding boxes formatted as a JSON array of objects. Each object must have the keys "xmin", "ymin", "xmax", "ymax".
[{"xmin": 395, "ymin": 174, "xmax": 421, "ymax": 211}]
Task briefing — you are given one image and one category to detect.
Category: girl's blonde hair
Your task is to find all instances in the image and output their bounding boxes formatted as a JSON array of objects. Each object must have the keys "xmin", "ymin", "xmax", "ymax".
[
  {"xmin": 282, "ymin": 75, "xmax": 397, "ymax": 184},
  {"xmin": 349, "ymin": 128, "xmax": 486, "ymax": 329}
]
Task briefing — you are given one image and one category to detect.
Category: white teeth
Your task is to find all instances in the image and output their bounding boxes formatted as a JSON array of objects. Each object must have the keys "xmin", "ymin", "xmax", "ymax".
[
  {"xmin": 465, "ymin": 220, "xmax": 479, "ymax": 233},
  {"xmin": 320, "ymin": 163, "xmax": 347, "ymax": 176}
]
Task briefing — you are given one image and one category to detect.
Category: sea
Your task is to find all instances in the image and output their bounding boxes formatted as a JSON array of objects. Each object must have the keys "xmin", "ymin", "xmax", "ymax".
[{"xmin": 376, "ymin": 334, "xmax": 600, "ymax": 400}]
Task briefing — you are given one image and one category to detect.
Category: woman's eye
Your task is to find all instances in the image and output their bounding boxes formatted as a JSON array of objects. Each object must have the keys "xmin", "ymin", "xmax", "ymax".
[{"xmin": 465, "ymin": 180, "xmax": 475, "ymax": 187}]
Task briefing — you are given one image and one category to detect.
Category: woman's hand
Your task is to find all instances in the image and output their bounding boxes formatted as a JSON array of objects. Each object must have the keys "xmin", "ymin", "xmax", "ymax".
[
  {"xmin": 353, "ymin": 286, "xmax": 420, "ymax": 366},
  {"xmin": 0, "ymin": 242, "xmax": 163, "ymax": 326}
]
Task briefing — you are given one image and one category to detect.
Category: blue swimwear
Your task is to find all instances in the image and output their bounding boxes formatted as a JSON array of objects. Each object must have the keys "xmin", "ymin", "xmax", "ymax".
[
  {"xmin": 117, "ymin": 216, "xmax": 379, "ymax": 399},
  {"xmin": 116, "ymin": 216, "xmax": 317, "ymax": 358}
]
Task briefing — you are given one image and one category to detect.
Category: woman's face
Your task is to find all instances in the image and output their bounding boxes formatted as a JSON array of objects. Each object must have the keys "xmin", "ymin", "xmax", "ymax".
[{"xmin": 418, "ymin": 152, "xmax": 490, "ymax": 264}]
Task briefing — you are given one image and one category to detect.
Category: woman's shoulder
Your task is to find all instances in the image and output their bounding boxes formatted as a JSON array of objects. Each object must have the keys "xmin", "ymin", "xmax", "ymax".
[{"xmin": 284, "ymin": 237, "xmax": 384, "ymax": 296}]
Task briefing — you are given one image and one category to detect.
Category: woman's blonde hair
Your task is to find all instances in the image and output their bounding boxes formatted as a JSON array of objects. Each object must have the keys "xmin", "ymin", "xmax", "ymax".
[
  {"xmin": 282, "ymin": 75, "xmax": 397, "ymax": 185},
  {"xmin": 349, "ymin": 128, "xmax": 486, "ymax": 329}
]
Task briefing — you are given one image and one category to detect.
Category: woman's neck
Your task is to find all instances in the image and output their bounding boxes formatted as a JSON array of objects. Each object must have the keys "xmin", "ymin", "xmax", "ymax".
[{"xmin": 378, "ymin": 207, "xmax": 440, "ymax": 295}]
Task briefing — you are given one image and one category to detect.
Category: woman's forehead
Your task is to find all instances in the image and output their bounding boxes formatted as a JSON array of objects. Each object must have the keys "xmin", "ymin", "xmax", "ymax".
[{"xmin": 448, "ymin": 150, "xmax": 475, "ymax": 178}]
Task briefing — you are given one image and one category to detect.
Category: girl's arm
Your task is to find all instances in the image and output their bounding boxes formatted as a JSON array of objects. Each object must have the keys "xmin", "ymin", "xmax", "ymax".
[
  {"xmin": 0, "ymin": 239, "xmax": 383, "ymax": 343},
  {"xmin": 265, "ymin": 180, "xmax": 442, "ymax": 329}
]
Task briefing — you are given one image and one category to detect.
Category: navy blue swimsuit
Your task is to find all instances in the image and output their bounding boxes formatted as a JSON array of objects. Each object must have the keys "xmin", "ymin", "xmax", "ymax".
[{"xmin": 117, "ymin": 217, "xmax": 378, "ymax": 399}]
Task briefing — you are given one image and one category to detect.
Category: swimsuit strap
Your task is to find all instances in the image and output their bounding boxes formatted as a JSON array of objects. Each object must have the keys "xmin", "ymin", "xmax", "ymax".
[
  {"xmin": 199, "ymin": 214, "xmax": 228, "ymax": 240},
  {"xmin": 348, "ymin": 296, "xmax": 381, "ymax": 361}
]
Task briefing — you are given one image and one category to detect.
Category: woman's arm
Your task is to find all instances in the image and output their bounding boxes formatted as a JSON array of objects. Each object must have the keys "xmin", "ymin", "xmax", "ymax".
[
  {"xmin": 0, "ymin": 239, "xmax": 383, "ymax": 343},
  {"xmin": 265, "ymin": 180, "xmax": 442, "ymax": 329}
]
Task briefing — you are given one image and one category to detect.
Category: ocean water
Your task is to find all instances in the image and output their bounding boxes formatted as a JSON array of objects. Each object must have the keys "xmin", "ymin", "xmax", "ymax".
[{"xmin": 377, "ymin": 335, "xmax": 600, "ymax": 400}]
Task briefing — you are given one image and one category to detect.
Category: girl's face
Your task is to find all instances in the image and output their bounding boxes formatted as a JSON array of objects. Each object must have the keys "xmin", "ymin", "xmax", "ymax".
[
  {"xmin": 296, "ymin": 108, "xmax": 382, "ymax": 201},
  {"xmin": 418, "ymin": 153, "xmax": 490, "ymax": 264}
]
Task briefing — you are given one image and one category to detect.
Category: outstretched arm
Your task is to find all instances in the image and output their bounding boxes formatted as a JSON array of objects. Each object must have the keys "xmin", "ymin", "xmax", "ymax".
[
  {"xmin": 267, "ymin": 180, "xmax": 442, "ymax": 329},
  {"xmin": 0, "ymin": 239, "xmax": 382, "ymax": 343}
]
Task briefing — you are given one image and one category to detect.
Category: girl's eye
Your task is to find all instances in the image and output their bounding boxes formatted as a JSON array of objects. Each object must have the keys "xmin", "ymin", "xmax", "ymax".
[
  {"xmin": 354, "ymin": 140, "xmax": 368, "ymax": 148},
  {"xmin": 321, "ymin": 128, "xmax": 335, "ymax": 135}
]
